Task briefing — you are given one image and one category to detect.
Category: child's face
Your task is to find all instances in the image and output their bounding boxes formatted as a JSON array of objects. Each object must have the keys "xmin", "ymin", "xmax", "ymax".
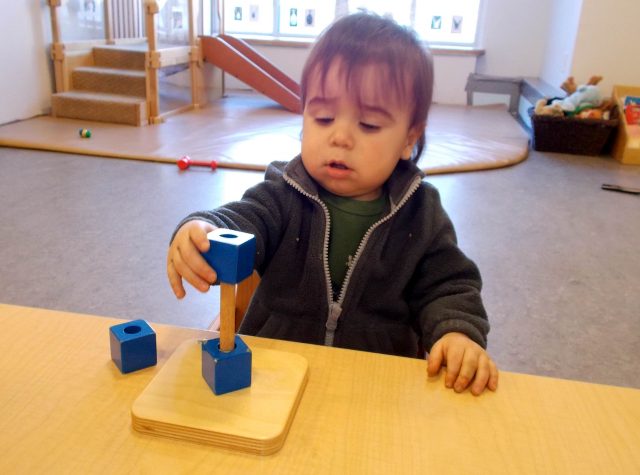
[{"xmin": 301, "ymin": 60, "xmax": 421, "ymax": 201}]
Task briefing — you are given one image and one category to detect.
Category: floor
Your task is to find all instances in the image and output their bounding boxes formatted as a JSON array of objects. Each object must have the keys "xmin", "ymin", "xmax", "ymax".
[
  {"xmin": 0, "ymin": 91, "xmax": 528, "ymax": 174},
  {"xmin": 1, "ymin": 116, "xmax": 639, "ymax": 389}
]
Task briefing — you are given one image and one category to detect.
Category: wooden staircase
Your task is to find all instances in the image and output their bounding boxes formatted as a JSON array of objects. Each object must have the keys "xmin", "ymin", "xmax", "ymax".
[{"xmin": 51, "ymin": 46, "xmax": 148, "ymax": 126}]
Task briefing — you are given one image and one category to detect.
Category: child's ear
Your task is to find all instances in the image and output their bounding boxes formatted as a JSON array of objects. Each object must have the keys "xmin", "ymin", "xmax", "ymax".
[{"xmin": 400, "ymin": 123, "xmax": 425, "ymax": 160}]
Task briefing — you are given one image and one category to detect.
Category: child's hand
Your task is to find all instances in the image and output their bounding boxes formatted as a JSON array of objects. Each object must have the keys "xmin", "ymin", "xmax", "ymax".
[
  {"xmin": 167, "ymin": 220, "xmax": 217, "ymax": 299},
  {"xmin": 427, "ymin": 332, "xmax": 499, "ymax": 396}
]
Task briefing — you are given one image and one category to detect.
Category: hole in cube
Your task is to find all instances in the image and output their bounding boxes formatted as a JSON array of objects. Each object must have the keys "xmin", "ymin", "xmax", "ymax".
[
  {"xmin": 219, "ymin": 233, "xmax": 237, "ymax": 239},
  {"xmin": 124, "ymin": 325, "xmax": 142, "ymax": 334},
  {"xmin": 218, "ymin": 342, "xmax": 237, "ymax": 352}
]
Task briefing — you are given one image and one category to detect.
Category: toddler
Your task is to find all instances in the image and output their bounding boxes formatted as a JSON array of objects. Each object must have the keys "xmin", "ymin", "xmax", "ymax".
[{"xmin": 167, "ymin": 12, "xmax": 498, "ymax": 395}]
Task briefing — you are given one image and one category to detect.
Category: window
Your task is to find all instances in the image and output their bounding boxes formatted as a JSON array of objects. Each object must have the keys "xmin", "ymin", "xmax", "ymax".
[
  {"xmin": 278, "ymin": 1, "xmax": 337, "ymax": 36},
  {"xmin": 225, "ymin": 0, "xmax": 276, "ymax": 35},
  {"xmin": 224, "ymin": 1, "xmax": 336, "ymax": 38},
  {"xmin": 414, "ymin": 0, "xmax": 481, "ymax": 46},
  {"xmin": 348, "ymin": 0, "xmax": 481, "ymax": 46},
  {"xmin": 222, "ymin": 0, "xmax": 482, "ymax": 46}
]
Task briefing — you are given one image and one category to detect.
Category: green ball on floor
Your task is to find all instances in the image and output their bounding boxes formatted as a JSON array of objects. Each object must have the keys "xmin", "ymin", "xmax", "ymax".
[{"xmin": 79, "ymin": 128, "xmax": 91, "ymax": 138}]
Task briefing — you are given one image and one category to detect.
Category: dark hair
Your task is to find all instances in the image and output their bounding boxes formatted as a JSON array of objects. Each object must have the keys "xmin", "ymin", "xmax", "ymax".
[{"xmin": 301, "ymin": 12, "xmax": 434, "ymax": 162}]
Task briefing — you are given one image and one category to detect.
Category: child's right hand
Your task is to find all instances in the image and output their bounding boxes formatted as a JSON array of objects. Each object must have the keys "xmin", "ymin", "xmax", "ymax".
[{"xmin": 167, "ymin": 220, "xmax": 217, "ymax": 299}]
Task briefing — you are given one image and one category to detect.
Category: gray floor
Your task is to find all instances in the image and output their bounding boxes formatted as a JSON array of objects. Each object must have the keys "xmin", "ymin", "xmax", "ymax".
[{"xmin": 1, "ymin": 146, "xmax": 639, "ymax": 389}]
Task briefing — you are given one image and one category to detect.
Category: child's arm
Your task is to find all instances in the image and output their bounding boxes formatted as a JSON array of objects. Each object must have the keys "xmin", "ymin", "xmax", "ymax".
[
  {"xmin": 167, "ymin": 220, "xmax": 217, "ymax": 298},
  {"xmin": 167, "ymin": 161, "xmax": 292, "ymax": 298},
  {"xmin": 406, "ymin": 184, "xmax": 497, "ymax": 394},
  {"xmin": 427, "ymin": 332, "xmax": 498, "ymax": 396}
]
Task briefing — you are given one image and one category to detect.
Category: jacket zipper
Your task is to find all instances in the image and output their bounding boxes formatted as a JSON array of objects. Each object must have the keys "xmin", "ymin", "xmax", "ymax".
[
  {"xmin": 284, "ymin": 172, "xmax": 423, "ymax": 346},
  {"xmin": 283, "ymin": 173, "xmax": 337, "ymax": 345},
  {"xmin": 336, "ymin": 175, "xmax": 423, "ymax": 306}
]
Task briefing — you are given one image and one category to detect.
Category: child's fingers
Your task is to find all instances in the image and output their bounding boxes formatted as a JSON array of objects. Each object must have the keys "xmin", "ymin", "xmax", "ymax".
[
  {"xmin": 470, "ymin": 354, "xmax": 491, "ymax": 396},
  {"xmin": 167, "ymin": 258, "xmax": 186, "ymax": 299},
  {"xmin": 444, "ymin": 346, "xmax": 464, "ymax": 388},
  {"xmin": 426, "ymin": 341, "xmax": 444, "ymax": 376},
  {"xmin": 166, "ymin": 221, "xmax": 218, "ymax": 299},
  {"xmin": 452, "ymin": 349, "xmax": 478, "ymax": 392},
  {"xmin": 187, "ymin": 248, "xmax": 217, "ymax": 285},
  {"xmin": 190, "ymin": 222, "xmax": 215, "ymax": 253},
  {"xmin": 488, "ymin": 359, "xmax": 499, "ymax": 391},
  {"xmin": 175, "ymin": 234, "xmax": 217, "ymax": 284},
  {"xmin": 170, "ymin": 248, "xmax": 214, "ymax": 293}
]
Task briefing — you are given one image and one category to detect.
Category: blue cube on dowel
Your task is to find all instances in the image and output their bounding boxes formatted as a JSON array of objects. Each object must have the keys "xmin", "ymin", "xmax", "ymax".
[{"xmin": 201, "ymin": 228, "xmax": 256, "ymax": 395}]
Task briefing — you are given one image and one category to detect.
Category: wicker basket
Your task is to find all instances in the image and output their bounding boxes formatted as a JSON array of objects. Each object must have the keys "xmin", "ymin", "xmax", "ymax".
[{"xmin": 529, "ymin": 107, "xmax": 619, "ymax": 155}]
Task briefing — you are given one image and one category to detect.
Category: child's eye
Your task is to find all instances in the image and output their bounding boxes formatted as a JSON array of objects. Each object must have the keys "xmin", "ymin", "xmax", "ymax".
[
  {"xmin": 315, "ymin": 117, "xmax": 334, "ymax": 125},
  {"xmin": 360, "ymin": 122, "xmax": 381, "ymax": 131}
]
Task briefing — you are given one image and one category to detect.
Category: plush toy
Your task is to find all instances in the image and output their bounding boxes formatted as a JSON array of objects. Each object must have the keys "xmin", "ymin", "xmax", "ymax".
[
  {"xmin": 551, "ymin": 75, "xmax": 603, "ymax": 114},
  {"xmin": 576, "ymin": 108, "xmax": 604, "ymax": 120},
  {"xmin": 534, "ymin": 75, "xmax": 614, "ymax": 118},
  {"xmin": 535, "ymin": 99, "xmax": 564, "ymax": 116}
]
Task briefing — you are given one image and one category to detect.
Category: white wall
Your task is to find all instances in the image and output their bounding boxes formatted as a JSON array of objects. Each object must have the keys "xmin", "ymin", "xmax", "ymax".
[
  {"xmin": 571, "ymin": 0, "xmax": 640, "ymax": 95},
  {"xmin": 540, "ymin": 0, "xmax": 583, "ymax": 88},
  {"xmin": 0, "ymin": 0, "xmax": 54, "ymax": 124},
  {"xmin": 475, "ymin": 0, "xmax": 553, "ymax": 78},
  {"xmin": 432, "ymin": 55, "xmax": 478, "ymax": 105}
]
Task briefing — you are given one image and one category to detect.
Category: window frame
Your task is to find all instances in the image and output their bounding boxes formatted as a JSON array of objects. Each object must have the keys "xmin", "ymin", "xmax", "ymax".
[{"xmin": 221, "ymin": 0, "xmax": 483, "ymax": 48}]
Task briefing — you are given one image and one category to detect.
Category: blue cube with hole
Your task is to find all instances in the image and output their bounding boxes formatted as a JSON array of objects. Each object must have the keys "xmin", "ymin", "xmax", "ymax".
[
  {"xmin": 109, "ymin": 319, "xmax": 157, "ymax": 374},
  {"xmin": 203, "ymin": 228, "xmax": 256, "ymax": 284},
  {"xmin": 202, "ymin": 336, "xmax": 252, "ymax": 395}
]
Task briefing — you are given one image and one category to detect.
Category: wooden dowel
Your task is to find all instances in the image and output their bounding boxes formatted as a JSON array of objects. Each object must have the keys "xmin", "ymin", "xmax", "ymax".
[{"xmin": 219, "ymin": 283, "xmax": 236, "ymax": 352}]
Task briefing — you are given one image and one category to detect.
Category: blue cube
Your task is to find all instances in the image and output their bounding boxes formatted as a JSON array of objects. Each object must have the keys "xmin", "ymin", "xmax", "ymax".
[
  {"xmin": 110, "ymin": 320, "xmax": 157, "ymax": 374},
  {"xmin": 202, "ymin": 336, "xmax": 252, "ymax": 395},
  {"xmin": 202, "ymin": 229, "xmax": 256, "ymax": 284}
]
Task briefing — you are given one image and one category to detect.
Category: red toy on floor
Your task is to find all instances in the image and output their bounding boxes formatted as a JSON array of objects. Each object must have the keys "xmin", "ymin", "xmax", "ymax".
[{"xmin": 177, "ymin": 155, "xmax": 218, "ymax": 170}]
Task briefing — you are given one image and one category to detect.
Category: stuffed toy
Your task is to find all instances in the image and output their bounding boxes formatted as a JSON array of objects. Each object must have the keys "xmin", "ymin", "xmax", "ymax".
[
  {"xmin": 534, "ymin": 75, "xmax": 614, "ymax": 118},
  {"xmin": 551, "ymin": 76, "xmax": 603, "ymax": 114},
  {"xmin": 534, "ymin": 99, "xmax": 564, "ymax": 116}
]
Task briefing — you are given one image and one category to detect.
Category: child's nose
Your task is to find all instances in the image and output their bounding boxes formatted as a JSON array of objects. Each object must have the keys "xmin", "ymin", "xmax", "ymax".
[{"xmin": 329, "ymin": 123, "xmax": 354, "ymax": 149}]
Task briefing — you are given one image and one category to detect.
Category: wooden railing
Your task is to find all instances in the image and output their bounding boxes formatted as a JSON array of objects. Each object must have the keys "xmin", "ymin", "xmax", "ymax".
[
  {"xmin": 47, "ymin": 0, "xmax": 207, "ymax": 125},
  {"xmin": 144, "ymin": 0, "xmax": 161, "ymax": 122},
  {"xmin": 144, "ymin": 0, "xmax": 205, "ymax": 123},
  {"xmin": 104, "ymin": 0, "xmax": 113, "ymax": 43},
  {"xmin": 48, "ymin": 0, "xmax": 65, "ymax": 94}
]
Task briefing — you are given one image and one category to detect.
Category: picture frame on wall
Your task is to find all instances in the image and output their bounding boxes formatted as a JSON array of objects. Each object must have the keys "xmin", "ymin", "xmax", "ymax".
[
  {"xmin": 250, "ymin": 5, "xmax": 259, "ymax": 21},
  {"xmin": 305, "ymin": 9, "xmax": 315, "ymax": 27},
  {"xmin": 289, "ymin": 8, "xmax": 298, "ymax": 27},
  {"xmin": 452, "ymin": 15, "xmax": 463, "ymax": 33}
]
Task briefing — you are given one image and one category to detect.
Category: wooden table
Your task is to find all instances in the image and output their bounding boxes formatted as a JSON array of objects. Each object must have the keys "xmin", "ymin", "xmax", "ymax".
[{"xmin": 1, "ymin": 303, "xmax": 639, "ymax": 474}]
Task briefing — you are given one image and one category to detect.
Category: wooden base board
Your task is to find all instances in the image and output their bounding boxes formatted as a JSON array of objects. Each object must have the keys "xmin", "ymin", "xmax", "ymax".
[{"xmin": 132, "ymin": 339, "xmax": 308, "ymax": 455}]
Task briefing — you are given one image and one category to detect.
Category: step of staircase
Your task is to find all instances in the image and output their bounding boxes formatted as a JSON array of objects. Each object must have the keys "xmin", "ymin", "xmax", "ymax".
[
  {"xmin": 52, "ymin": 91, "xmax": 147, "ymax": 126},
  {"xmin": 93, "ymin": 45, "xmax": 147, "ymax": 70},
  {"xmin": 72, "ymin": 66, "xmax": 147, "ymax": 97}
]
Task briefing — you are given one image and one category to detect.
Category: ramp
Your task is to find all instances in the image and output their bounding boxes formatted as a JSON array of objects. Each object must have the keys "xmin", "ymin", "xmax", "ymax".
[{"xmin": 201, "ymin": 35, "xmax": 301, "ymax": 113}]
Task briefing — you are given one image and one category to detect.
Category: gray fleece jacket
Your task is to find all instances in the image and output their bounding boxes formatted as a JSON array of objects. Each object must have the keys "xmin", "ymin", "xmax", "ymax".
[{"xmin": 178, "ymin": 156, "xmax": 489, "ymax": 357}]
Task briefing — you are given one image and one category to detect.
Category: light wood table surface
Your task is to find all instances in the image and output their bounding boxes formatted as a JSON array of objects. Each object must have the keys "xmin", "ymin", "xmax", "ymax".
[{"xmin": 1, "ymin": 303, "xmax": 639, "ymax": 474}]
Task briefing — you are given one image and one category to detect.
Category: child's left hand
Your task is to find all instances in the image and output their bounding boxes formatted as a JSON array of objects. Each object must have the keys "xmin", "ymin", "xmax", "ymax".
[{"xmin": 427, "ymin": 332, "xmax": 499, "ymax": 396}]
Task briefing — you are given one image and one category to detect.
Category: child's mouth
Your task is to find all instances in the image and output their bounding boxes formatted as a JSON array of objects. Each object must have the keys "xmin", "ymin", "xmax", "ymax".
[{"xmin": 326, "ymin": 161, "xmax": 352, "ymax": 178}]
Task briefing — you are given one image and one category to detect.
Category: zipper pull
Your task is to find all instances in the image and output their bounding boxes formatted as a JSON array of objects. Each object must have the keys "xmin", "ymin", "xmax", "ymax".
[{"xmin": 324, "ymin": 302, "xmax": 342, "ymax": 346}]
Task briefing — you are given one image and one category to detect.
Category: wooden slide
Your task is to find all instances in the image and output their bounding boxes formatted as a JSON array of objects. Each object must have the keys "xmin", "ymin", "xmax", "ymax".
[{"xmin": 201, "ymin": 35, "xmax": 301, "ymax": 114}]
